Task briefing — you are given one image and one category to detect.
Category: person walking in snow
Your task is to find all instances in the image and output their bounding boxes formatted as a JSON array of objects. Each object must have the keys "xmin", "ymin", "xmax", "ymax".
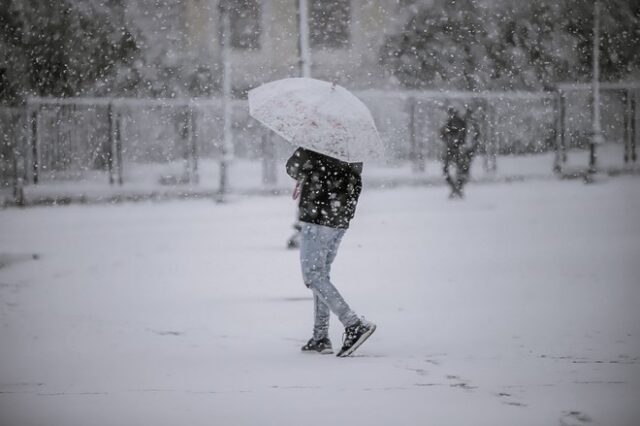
[
  {"xmin": 440, "ymin": 107, "xmax": 477, "ymax": 199},
  {"xmin": 286, "ymin": 147, "xmax": 376, "ymax": 357}
]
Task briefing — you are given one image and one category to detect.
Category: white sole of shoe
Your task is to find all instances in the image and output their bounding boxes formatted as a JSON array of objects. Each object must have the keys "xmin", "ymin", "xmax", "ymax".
[
  {"xmin": 301, "ymin": 347, "xmax": 334, "ymax": 354},
  {"xmin": 337, "ymin": 323, "xmax": 377, "ymax": 357}
]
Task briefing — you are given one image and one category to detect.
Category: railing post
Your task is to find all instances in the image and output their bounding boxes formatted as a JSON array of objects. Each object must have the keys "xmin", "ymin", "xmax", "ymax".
[
  {"xmin": 262, "ymin": 130, "xmax": 277, "ymax": 187},
  {"xmin": 12, "ymin": 155, "xmax": 25, "ymax": 206},
  {"xmin": 559, "ymin": 92, "xmax": 567, "ymax": 164},
  {"xmin": 115, "ymin": 107, "xmax": 123, "ymax": 185},
  {"xmin": 624, "ymin": 89, "xmax": 631, "ymax": 163},
  {"xmin": 631, "ymin": 90, "xmax": 637, "ymax": 163},
  {"xmin": 408, "ymin": 96, "xmax": 424, "ymax": 172},
  {"xmin": 553, "ymin": 91, "xmax": 563, "ymax": 174},
  {"xmin": 218, "ymin": 1, "xmax": 233, "ymax": 203},
  {"xmin": 107, "ymin": 102, "xmax": 115, "ymax": 185},
  {"xmin": 188, "ymin": 105, "xmax": 199, "ymax": 184},
  {"xmin": 106, "ymin": 102, "xmax": 124, "ymax": 185},
  {"xmin": 483, "ymin": 102, "xmax": 497, "ymax": 173},
  {"xmin": 10, "ymin": 106, "xmax": 25, "ymax": 206},
  {"xmin": 30, "ymin": 105, "xmax": 39, "ymax": 184},
  {"xmin": 22, "ymin": 104, "xmax": 30, "ymax": 184},
  {"xmin": 481, "ymin": 99, "xmax": 489, "ymax": 172}
]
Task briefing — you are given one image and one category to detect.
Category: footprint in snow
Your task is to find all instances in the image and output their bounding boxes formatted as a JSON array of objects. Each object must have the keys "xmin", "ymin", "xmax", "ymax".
[
  {"xmin": 495, "ymin": 391, "xmax": 527, "ymax": 407},
  {"xmin": 148, "ymin": 329, "xmax": 185, "ymax": 336},
  {"xmin": 559, "ymin": 410, "xmax": 592, "ymax": 425},
  {"xmin": 445, "ymin": 375, "xmax": 476, "ymax": 390}
]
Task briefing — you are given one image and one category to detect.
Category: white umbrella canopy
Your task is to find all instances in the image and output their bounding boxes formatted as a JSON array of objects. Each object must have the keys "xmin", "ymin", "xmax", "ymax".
[{"xmin": 248, "ymin": 78, "xmax": 384, "ymax": 163}]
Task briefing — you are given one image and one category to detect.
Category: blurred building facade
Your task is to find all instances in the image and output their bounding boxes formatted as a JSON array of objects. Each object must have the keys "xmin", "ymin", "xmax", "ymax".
[{"xmin": 125, "ymin": 0, "xmax": 401, "ymax": 96}]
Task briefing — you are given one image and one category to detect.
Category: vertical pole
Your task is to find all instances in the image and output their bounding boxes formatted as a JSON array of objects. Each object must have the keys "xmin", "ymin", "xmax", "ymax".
[
  {"xmin": 189, "ymin": 105, "xmax": 199, "ymax": 184},
  {"xmin": 218, "ymin": 1, "xmax": 233, "ymax": 202},
  {"xmin": 31, "ymin": 107, "xmax": 39, "ymax": 184},
  {"xmin": 408, "ymin": 97, "xmax": 415, "ymax": 170},
  {"xmin": 262, "ymin": 131, "xmax": 277, "ymax": 186},
  {"xmin": 476, "ymin": 99, "xmax": 492, "ymax": 174},
  {"xmin": 632, "ymin": 90, "xmax": 637, "ymax": 162},
  {"xmin": 409, "ymin": 97, "xmax": 424, "ymax": 172},
  {"xmin": 482, "ymin": 99, "xmax": 490, "ymax": 172},
  {"xmin": 53, "ymin": 105, "xmax": 60, "ymax": 170},
  {"xmin": 297, "ymin": 0, "xmax": 311, "ymax": 78},
  {"xmin": 116, "ymin": 108, "xmax": 123, "ymax": 185},
  {"xmin": 590, "ymin": 0, "xmax": 603, "ymax": 174},
  {"xmin": 23, "ymin": 104, "xmax": 31, "ymax": 183},
  {"xmin": 624, "ymin": 89, "xmax": 630, "ymax": 163},
  {"xmin": 291, "ymin": 0, "xmax": 311, "ymax": 243},
  {"xmin": 182, "ymin": 107, "xmax": 190, "ymax": 182},
  {"xmin": 71, "ymin": 103, "xmax": 78, "ymax": 171},
  {"xmin": 483, "ymin": 102, "xmax": 497, "ymax": 173},
  {"xmin": 12, "ymin": 154, "xmax": 24, "ymax": 206},
  {"xmin": 560, "ymin": 92, "xmax": 567, "ymax": 164},
  {"xmin": 553, "ymin": 91, "xmax": 562, "ymax": 174},
  {"xmin": 13, "ymin": 106, "xmax": 25, "ymax": 206},
  {"xmin": 482, "ymin": 102, "xmax": 489, "ymax": 172},
  {"xmin": 108, "ymin": 102, "xmax": 115, "ymax": 185},
  {"xmin": 492, "ymin": 104, "xmax": 497, "ymax": 172}
]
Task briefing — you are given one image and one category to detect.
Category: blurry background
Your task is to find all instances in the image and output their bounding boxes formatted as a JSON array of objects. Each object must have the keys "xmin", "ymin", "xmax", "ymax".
[{"xmin": 0, "ymin": 0, "xmax": 639, "ymax": 204}]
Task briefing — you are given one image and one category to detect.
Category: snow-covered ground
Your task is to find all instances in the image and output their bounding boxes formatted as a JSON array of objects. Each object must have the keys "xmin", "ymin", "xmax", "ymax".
[{"xmin": 1, "ymin": 176, "xmax": 639, "ymax": 425}]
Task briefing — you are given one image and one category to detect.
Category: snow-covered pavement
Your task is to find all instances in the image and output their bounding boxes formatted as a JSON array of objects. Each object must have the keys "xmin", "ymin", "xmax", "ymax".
[{"xmin": 1, "ymin": 177, "xmax": 639, "ymax": 425}]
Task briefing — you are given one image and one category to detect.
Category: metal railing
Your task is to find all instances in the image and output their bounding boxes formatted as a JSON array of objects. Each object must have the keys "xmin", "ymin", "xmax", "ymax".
[{"xmin": 1, "ymin": 86, "xmax": 637, "ymax": 205}]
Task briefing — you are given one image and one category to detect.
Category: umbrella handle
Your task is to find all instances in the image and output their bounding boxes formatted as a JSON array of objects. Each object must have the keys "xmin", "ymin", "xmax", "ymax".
[{"xmin": 292, "ymin": 181, "xmax": 301, "ymax": 200}]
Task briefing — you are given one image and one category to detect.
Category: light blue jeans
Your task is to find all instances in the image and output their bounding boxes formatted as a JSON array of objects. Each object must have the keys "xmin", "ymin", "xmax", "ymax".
[{"xmin": 299, "ymin": 222, "xmax": 359, "ymax": 341}]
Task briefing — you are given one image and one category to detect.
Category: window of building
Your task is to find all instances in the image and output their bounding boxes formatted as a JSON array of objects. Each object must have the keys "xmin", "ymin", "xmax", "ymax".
[
  {"xmin": 309, "ymin": 0, "xmax": 351, "ymax": 49},
  {"xmin": 220, "ymin": 0, "xmax": 261, "ymax": 50}
]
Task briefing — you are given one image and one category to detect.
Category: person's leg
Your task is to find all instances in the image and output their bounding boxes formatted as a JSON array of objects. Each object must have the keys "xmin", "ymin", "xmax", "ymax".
[
  {"xmin": 454, "ymin": 166, "xmax": 464, "ymax": 197},
  {"xmin": 456, "ymin": 158, "xmax": 471, "ymax": 197},
  {"xmin": 312, "ymin": 294, "xmax": 330, "ymax": 341},
  {"xmin": 300, "ymin": 223, "xmax": 331, "ymax": 339},
  {"xmin": 457, "ymin": 171, "xmax": 467, "ymax": 197},
  {"xmin": 300, "ymin": 223, "xmax": 360, "ymax": 329},
  {"xmin": 443, "ymin": 155, "xmax": 456, "ymax": 196},
  {"xmin": 311, "ymin": 226, "xmax": 346, "ymax": 339}
]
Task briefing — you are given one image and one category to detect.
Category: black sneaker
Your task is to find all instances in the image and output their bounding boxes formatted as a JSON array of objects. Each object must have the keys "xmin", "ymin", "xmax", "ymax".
[
  {"xmin": 336, "ymin": 320, "xmax": 376, "ymax": 357},
  {"xmin": 301, "ymin": 337, "xmax": 333, "ymax": 354}
]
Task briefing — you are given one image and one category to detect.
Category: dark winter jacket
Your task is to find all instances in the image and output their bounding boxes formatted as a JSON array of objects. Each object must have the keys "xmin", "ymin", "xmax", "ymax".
[
  {"xmin": 441, "ymin": 113, "xmax": 467, "ymax": 146},
  {"xmin": 286, "ymin": 148, "xmax": 363, "ymax": 229},
  {"xmin": 441, "ymin": 112, "xmax": 475, "ymax": 172}
]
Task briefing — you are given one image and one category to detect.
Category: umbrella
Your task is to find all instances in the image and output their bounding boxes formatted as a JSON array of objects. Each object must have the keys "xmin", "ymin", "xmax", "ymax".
[{"xmin": 248, "ymin": 78, "xmax": 384, "ymax": 163}]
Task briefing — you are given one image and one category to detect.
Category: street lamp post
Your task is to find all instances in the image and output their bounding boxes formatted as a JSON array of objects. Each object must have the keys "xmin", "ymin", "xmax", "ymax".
[
  {"xmin": 297, "ymin": 0, "xmax": 311, "ymax": 78},
  {"xmin": 218, "ymin": 0, "xmax": 234, "ymax": 201},
  {"xmin": 590, "ymin": 0, "xmax": 604, "ymax": 174}
]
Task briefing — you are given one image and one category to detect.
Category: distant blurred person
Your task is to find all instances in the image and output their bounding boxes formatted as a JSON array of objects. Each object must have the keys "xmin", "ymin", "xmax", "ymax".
[{"xmin": 440, "ymin": 107, "xmax": 477, "ymax": 198}]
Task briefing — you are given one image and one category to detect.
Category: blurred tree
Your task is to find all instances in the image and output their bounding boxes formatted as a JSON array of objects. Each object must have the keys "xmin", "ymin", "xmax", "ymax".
[
  {"xmin": 562, "ymin": 0, "xmax": 640, "ymax": 82},
  {"xmin": 486, "ymin": 0, "xmax": 576, "ymax": 90},
  {"xmin": 380, "ymin": 0, "xmax": 640, "ymax": 90},
  {"xmin": 0, "ymin": 0, "xmax": 138, "ymax": 104},
  {"xmin": 379, "ymin": 0, "xmax": 492, "ymax": 90}
]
